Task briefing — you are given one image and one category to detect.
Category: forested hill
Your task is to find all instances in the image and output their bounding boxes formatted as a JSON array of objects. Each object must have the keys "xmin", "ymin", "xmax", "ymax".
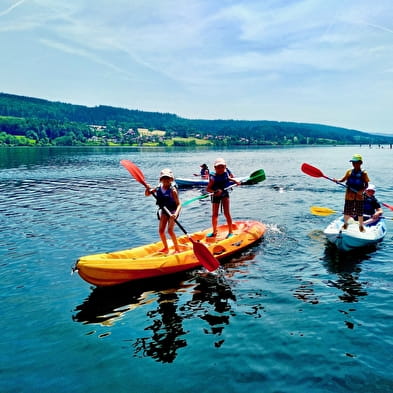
[{"xmin": 1, "ymin": 92, "xmax": 392, "ymax": 147}]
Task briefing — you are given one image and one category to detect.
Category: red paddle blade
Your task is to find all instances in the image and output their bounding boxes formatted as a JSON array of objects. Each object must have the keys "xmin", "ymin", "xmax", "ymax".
[
  {"xmin": 301, "ymin": 163, "xmax": 325, "ymax": 178},
  {"xmin": 382, "ymin": 202, "xmax": 393, "ymax": 212},
  {"xmin": 120, "ymin": 160, "xmax": 148, "ymax": 187},
  {"xmin": 190, "ymin": 238, "xmax": 220, "ymax": 272}
]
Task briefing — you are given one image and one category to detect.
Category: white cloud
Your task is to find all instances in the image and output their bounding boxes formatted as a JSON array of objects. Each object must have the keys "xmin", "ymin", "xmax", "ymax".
[{"xmin": 0, "ymin": 0, "xmax": 26, "ymax": 17}]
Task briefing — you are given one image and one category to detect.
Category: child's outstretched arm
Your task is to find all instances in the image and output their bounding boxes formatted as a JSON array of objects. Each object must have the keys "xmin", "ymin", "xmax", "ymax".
[{"xmin": 144, "ymin": 184, "xmax": 155, "ymax": 196}]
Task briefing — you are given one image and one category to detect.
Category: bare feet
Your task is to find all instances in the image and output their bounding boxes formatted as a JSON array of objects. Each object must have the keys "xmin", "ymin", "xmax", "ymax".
[{"xmin": 359, "ymin": 226, "xmax": 365, "ymax": 232}]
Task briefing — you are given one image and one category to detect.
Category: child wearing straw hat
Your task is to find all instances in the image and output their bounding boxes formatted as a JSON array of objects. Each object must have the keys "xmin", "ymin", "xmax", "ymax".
[
  {"xmin": 145, "ymin": 168, "xmax": 181, "ymax": 253},
  {"xmin": 206, "ymin": 158, "xmax": 241, "ymax": 238}
]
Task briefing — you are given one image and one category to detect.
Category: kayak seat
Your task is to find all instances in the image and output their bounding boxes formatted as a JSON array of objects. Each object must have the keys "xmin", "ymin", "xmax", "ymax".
[{"xmin": 213, "ymin": 245, "xmax": 226, "ymax": 255}]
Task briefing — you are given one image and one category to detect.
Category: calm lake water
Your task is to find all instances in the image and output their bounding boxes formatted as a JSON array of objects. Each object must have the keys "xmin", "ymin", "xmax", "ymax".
[{"xmin": 1, "ymin": 145, "xmax": 392, "ymax": 393}]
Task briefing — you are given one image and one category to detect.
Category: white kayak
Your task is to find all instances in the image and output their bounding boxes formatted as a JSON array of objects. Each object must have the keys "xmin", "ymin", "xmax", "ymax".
[{"xmin": 323, "ymin": 216, "xmax": 387, "ymax": 251}]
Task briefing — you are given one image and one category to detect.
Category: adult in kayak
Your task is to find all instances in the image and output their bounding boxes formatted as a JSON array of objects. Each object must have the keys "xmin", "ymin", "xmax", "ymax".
[
  {"xmin": 206, "ymin": 158, "xmax": 241, "ymax": 239},
  {"xmin": 334, "ymin": 153, "xmax": 369, "ymax": 232},
  {"xmin": 145, "ymin": 168, "xmax": 182, "ymax": 253},
  {"xmin": 363, "ymin": 184, "xmax": 383, "ymax": 225}
]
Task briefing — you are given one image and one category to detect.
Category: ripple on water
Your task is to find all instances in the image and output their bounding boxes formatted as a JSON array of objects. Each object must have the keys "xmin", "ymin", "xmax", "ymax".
[{"xmin": 1, "ymin": 147, "xmax": 393, "ymax": 393}]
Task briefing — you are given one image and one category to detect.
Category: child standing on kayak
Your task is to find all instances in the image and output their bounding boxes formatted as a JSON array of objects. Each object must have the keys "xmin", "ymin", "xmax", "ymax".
[
  {"xmin": 206, "ymin": 158, "xmax": 241, "ymax": 239},
  {"xmin": 145, "ymin": 168, "xmax": 182, "ymax": 253},
  {"xmin": 334, "ymin": 154, "xmax": 369, "ymax": 232}
]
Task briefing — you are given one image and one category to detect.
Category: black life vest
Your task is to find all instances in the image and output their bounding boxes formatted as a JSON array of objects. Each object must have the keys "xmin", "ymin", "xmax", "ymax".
[{"xmin": 155, "ymin": 185, "xmax": 177, "ymax": 212}]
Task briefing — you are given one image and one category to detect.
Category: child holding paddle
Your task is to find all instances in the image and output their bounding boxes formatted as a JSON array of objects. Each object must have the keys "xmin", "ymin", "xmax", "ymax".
[
  {"xmin": 333, "ymin": 154, "xmax": 369, "ymax": 232},
  {"xmin": 206, "ymin": 158, "xmax": 241, "ymax": 239},
  {"xmin": 145, "ymin": 168, "xmax": 182, "ymax": 253}
]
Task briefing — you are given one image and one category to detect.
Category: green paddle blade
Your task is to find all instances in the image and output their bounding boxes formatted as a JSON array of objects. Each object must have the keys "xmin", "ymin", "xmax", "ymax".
[
  {"xmin": 181, "ymin": 168, "xmax": 266, "ymax": 207},
  {"xmin": 241, "ymin": 169, "xmax": 266, "ymax": 185}
]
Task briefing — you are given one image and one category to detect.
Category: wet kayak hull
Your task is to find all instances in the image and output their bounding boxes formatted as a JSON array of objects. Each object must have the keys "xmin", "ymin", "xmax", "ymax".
[
  {"xmin": 75, "ymin": 220, "xmax": 266, "ymax": 286},
  {"xmin": 323, "ymin": 216, "xmax": 387, "ymax": 251}
]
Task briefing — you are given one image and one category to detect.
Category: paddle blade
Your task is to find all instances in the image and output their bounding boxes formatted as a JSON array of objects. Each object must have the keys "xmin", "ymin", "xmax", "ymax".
[
  {"xmin": 120, "ymin": 159, "xmax": 148, "ymax": 188},
  {"xmin": 310, "ymin": 206, "xmax": 338, "ymax": 216},
  {"xmin": 190, "ymin": 238, "xmax": 220, "ymax": 271},
  {"xmin": 242, "ymin": 169, "xmax": 266, "ymax": 185},
  {"xmin": 382, "ymin": 202, "xmax": 393, "ymax": 212},
  {"xmin": 301, "ymin": 163, "xmax": 325, "ymax": 178}
]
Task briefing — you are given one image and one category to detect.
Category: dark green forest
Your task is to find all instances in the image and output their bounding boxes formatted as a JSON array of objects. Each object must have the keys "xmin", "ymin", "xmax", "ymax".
[{"xmin": 1, "ymin": 92, "xmax": 392, "ymax": 147}]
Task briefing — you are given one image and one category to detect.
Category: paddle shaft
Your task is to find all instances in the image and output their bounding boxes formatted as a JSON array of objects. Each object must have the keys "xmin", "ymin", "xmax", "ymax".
[
  {"xmin": 310, "ymin": 206, "xmax": 391, "ymax": 221},
  {"xmin": 182, "ymin": 183, "xmax": 238, "ymax": 207},
  {"xmin": 120, "ymin": 159, "xmax": 220, "ymax": 271},
  {"xmin": 119, "ymin": 161, "xmax": 188, "ymax": 233},
  {"xmin": 205, "ymin": 170, "xmax": 264, "ymax": 194},
  {"xmin": 182, "ymin": 169, "xmax": 265, "ymax": 207},
  {"xmin": 302, "ymin": 162, "xmax": 368, "ymax": 196},
  {"xmin": 147, "ymin": 192, "xmax": 220, "ymax": 270},
  {"xmin": 302, "ymin": 163, "xmax": 393, "ymax": 213},
  {"xmin": 148, "ymin": 189, "xmax": 188, "ymax": 235},
  {"xmin": 319, "ymin": 171, "xmax": 363, "ymax": 195}
]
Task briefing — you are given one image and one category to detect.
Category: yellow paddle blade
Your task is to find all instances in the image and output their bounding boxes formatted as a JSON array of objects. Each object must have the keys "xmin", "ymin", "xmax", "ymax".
[{"xmin": 310, "ymin": 206, "xmax": 337, "ymax": 216}]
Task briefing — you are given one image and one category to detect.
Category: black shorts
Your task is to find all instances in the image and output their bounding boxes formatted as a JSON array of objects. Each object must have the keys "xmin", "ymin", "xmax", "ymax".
[{"xmin": 211, "ymin": 195, "xmax": 229, "ymax": 204}]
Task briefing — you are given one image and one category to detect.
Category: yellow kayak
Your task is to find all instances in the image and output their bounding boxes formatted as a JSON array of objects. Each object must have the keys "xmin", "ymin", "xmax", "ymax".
[{"xmin": 75, "ymin": 220, "xmax": 266, "ymax": 286}]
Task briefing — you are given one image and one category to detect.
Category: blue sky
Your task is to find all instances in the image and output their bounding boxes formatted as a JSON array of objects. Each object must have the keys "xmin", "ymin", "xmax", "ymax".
[{"xmin": 1, "ymin": 0, "xmax": 393, "ymax": 134}]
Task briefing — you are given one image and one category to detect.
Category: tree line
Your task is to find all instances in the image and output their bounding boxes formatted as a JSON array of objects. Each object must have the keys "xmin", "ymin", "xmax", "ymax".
[{"xmin": 1, "ymin": 92, "xmax": 392, "ymax": 147}]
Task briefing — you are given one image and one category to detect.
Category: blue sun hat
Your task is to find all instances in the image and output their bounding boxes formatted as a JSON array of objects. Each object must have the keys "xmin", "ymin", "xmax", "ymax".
[{"xmin": 349, "ymin": 154, "xmax": 362, "ymax": 162}]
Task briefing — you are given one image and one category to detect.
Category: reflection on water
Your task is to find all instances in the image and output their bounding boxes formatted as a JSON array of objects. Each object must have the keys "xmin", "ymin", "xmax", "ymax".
[
  {"xmin": 293, "ymin": 278, "xmax": 320, "ymax": 305},
  {"xmin": 73, "ymin": 253, "xmax": 259, "ymax": 363},
  {"xmin": 321, "ymin": 245, "xmax": 373, "ymax": 303},
  {"xmin": 73, "ymin": 273, "xmax": 236, "ymax": 363},
  {"xmin": 188, "ymin": 274, "xmax": 236, "ymax": 336},
  {"xmin": 292, "ymin": 237, "xmax": 375, "ymax": 313},
  {"xmin": 73, "ymin": 274, "xmax": 190, "ymax": 326},
  {"xmin": 132, "ymin": 274, "xmax": 236, "ymax": 362},
  {"xmin": 3, "ymin": 146, "xmax": 392, "ymax": 392},
  {"xmin": 133, "ymin": 291, "xmax": 187, "ymax": 363}
]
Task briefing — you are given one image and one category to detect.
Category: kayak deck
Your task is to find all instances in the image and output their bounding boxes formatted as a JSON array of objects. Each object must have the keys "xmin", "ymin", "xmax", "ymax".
[
  {"xmin": 75, "ymin": 220, "xmax": 266, "ymax": 286},
  {"xmin": 323, "ymin": 216, "xmax": 387, "ymax": 252}
]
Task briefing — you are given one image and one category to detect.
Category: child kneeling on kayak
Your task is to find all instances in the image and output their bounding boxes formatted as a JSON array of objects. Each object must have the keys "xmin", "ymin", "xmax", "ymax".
[
  {"xmin": 145, "ymin": 168, "xmax": 182, "ymax": 253},
  {"xmin": 363, "ymin": 184, "xmax": 383, "ymax": 226}
]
